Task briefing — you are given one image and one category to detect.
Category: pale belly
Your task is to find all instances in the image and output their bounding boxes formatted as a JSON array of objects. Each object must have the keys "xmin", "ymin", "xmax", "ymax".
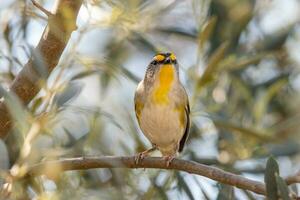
[{"xmin": 139, "ymin": 104, "xmax": 184, "ymax": 155}]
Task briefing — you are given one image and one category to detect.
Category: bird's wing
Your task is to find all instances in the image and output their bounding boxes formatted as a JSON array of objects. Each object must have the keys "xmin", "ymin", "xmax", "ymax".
[
  {"xmin": 134, "ymin": 81, "xmax": 145, "ymax": 125},
  {"xmin": 178, "ymin": 101, "xmax": 190, "ymax": 152}
]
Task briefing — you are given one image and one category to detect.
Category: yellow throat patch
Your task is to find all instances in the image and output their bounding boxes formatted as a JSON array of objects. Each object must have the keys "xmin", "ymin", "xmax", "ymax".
[{"xmin": 152, "ymin": 64, "xmax": 175, "ymax": 104}]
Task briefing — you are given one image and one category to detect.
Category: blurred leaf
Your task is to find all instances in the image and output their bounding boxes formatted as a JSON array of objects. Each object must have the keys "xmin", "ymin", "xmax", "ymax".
[
  {"xmin": 71, "ymin": 69, "xmax": 100, "ymax": 80},
  {"xmin": 130, "ymin": 31, "xmax": 158, "ymax": 53},
  {"xmin": 242, "ymin": 189, "xmax": 256, "ymax": 200},
  {"xmin": 120, "ymin": 66, "xmax": 140, "ymax": 83},
  {"xmin": 267, "ymin": 141, "xmax": 300, "ymax": 157},
  {"xmin": 223, "ymin": 53, "xmax": 268, "ymax": 71},
  {"xmin": 275, "ymin": 174, "xmax": 291, "ymax": 200},
  {"xmin": 53, "ymin": 81, "xmax": 84, "ymax": 107},
  {"xmin": 176, "ymin": 172, "xmax": 195, "ymax": 200},
  {"xmin": 230, "ymin": 75, "xmax": 252, "ymax": 104},
  {"xmin": 216, "ymin": 183, "xmax": 234, "ymax": 200},
  {"xmin": 0, "ymin": 140, "xmax": 9, "ymax": 169},
  {"xmin": 63, "ymin": 127, "xmax": 88, "ymax": 156},
  {"xmin": 68, "ymin": 106, "xmax": 124, "ymax": 131},
  {"xmin": 156, "ymin": 27, "xmax": 197, "ymax": 39},
  {"xmin": 198, "ymin": 16, "xmax": 217, "ymax": 49},
  {"xmin": 0, "ymin": 86, "xmax": 30, "ymax": 133},
  {"xmin": 213, "ymin": 119, "xmax": 274, "ymax": 141},
  {"xmin": 290, "ymin": 184, "xmax": 298, "ymax": 196},
  {"xmin": 99, "ymin": 72, "xmax": 112, "ymax": 93},
  {"xmin": 196, "ymin": 41, "xmax": 229, "ymax": 90},
  {"xmin": 31, "ymin": 50, "xmax": 49, "ymax": 79},
  {"xmin": 30, "ymin": 97, "xmax": 43, "ymax": 113},
  {"xmin": 192, "ymin": 176, "xmax": 210, "ymax": 200},
  {"xmin": 253, "ymin": 79, "xmax": 287, "ymax": 124},
  {"xmin": 256, "ymin": 27, "xmax": 293, "ymax": 51},
  {"xmin": 264, "ymin": 156, "xmax": 279, "ymax": 200}
]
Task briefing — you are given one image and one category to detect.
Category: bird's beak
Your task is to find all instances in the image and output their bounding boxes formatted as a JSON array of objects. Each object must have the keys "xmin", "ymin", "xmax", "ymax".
[{"xmin": 164, "ymin": 57, "xmax": 171, "ymax": 64}]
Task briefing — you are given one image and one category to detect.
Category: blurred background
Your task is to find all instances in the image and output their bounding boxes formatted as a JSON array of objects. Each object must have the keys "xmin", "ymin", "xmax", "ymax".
[{"xmin": 1, "ymin": 0, "xmax": 300, "ymax": 199}]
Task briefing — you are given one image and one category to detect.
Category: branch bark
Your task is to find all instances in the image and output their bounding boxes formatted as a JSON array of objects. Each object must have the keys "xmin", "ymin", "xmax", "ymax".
[
  {"xmin": 0, "ymin": 0, "xmax": 83, "ymax": 138},
  {"xmin": 27, "ymin": 156, "xmax": 267, "ymax": 195}
]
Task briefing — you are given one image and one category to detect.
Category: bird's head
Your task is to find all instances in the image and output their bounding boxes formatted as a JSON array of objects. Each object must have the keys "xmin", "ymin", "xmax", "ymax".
[{"xmin": 145, "ymin": 52, "xmax": 179, "ymax": 83}]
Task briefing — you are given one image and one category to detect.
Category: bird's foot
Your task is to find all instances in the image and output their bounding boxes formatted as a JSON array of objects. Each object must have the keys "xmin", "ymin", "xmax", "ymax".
[
  {"xmin": 135, "ymin": 152, "xmax": 147, "ymax": 165},
  {"xmin": 135, "ymin": 146, "xmax": 156, "ymax": 165},
  {"xmin": 163, "ymin": 155, "xmax": 175, "ymax": 167}
]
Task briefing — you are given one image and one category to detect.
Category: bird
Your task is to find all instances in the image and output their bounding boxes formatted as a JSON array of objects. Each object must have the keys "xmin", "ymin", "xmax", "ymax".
[{"xmin": 134, "ymin": 52, "xmax": 190, "ymax": 166}]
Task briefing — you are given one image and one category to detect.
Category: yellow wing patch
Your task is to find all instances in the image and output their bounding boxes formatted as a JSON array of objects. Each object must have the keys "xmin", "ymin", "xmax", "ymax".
[
  {"xmin": 154, "ymin": 54, "xmax": 165, "ymax": 62},
  {"xmin": 174, "ymin": 105, "xmax": 187, "ymax": 128},
  {"xmin": 170, "ymin": 53, "xmax": 176, "ymax": 61},
  {"xmin": 151, "ymin": 64, "xmax": 174, "ymax": 104},
  {"xmin": 135, "ymin": 101, "xmax": 144, "ymax": 124}
]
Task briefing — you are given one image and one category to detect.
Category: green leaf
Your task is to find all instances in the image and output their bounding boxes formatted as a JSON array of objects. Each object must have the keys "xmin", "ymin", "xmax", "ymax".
[
  {"xmin": 53, "ymin": 81, "xmax": 84, "ymax": 107},
  {"xmin": 264, "ymin": 156, "xmax": 279, "ymax": 200},
  {"xmin": 275, "ymin": 175, "xmax": 291, "ymax": 200}
]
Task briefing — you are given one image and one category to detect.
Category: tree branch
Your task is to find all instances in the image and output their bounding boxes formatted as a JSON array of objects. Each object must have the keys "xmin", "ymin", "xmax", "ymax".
[
  {"xmin": 26, "ymin": 156, "xmax": 267, "ymax": 195},
  {"xmin": 0, "ymin": 0, "xmax": 83, "ymax": 138},
  {"xmin": 285, "ymin": 171, "xmax": 300, "ymax": 185},
  {"xmin": 31, "ymin": 0, "xmax": 53, "ymax": 17}
]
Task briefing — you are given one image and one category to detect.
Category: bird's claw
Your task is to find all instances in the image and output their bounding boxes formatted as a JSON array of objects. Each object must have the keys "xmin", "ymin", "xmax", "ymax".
[
  {"xmin": 164, "ymin": 155, "xmax": 175, "ymax": 167},
  {"xmin": 135, "ymin": 152, "xmax": 147, "ymax": 165},
  {"xmin": 135, "ymin": 146, "xmax": 157, "ymax": 165}
]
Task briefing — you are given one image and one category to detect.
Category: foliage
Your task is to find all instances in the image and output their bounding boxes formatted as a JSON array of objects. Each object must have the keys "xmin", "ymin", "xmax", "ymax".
[{"xmin": 1, "ymin": 0, "xmax": 300, "ymax": 199}]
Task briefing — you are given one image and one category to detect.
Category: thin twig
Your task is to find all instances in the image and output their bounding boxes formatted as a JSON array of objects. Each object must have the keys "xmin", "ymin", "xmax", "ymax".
[
  {"xmin": 26, "ymin": 156, "xmax": 267, "ymax": 195},
  {"xmin": 31, "ymin": 0, "xmax": 53, "ymax": 17}
]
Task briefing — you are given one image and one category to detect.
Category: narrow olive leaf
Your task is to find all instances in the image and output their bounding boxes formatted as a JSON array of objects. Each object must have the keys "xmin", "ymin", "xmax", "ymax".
[
  {"xmin": 0, "ymin": 86, "xmax": 30, "ymax": 133},
  {"xmin": 198, "ymin": 16, "xmax": 217, "ymax": 48},
  {"xmin": 31, "ymin": 50, "xmax": 49, "ymax": 79},
  {"xmin": 176, "ymin": 172, "xmax": 195, "ymax": 200},
  {"xmin": 197, "ymin": 41, "xmax": 229, "ymax": 89},
  {"xmin": 156, "ymin": 27, "xmax": 197, "ymax": 39},
  {"xmin": 63, "ymin": 127, "xmax": 77, "ymax": 148},
  {"xmin": 30, "ymin": 97, "xmax": 43, "ymax": 113},
  {"xmin": 120, "ymin": 66, "xmax": 140, "ymax": 83},
  {"xmin": 264, "ymin": 156, "xmax": 279, "ymax": 200},
  {"xmin": 275, "ymin": 174, "xmax": 291, "ymax": 200},
  {"xmin": 153, "ymin": 184, "xmax": 168, "ymax": 200},
  {"xmin": 242, "ymin": 189, "xmax": 256, "ymax": 200},
  {"xmin": 192, "ymin": 176, "xmax": 210, "ymax": 200},
  {"xmin": 253, "ymin": 79, "xmax": 287, "ymax": 124},
  {"xmin": 256, "ymin": 27, "xmax": 292, "ymax": 51},
  {"xmin": 71, "ymin": 69, "xmax": 100, "ymax": 80},
  {"xmin": 53, "ymin": 81, "xmax": 84, "ymax": 107},
  {"xmin": 130, "ymin": 31, "xmax": 159, "ymax": 53},
  {"xmin": 68, "ymin": 106, "xmax": 124, "ymax": 131},
  {"xmin": 225, "ymin": 53, "xmax": 268, "ymax": 71},
  {"xmin": 213, "ymin": 119, "xmax": 274, "ymax": 142},
  {"xmin": 99, "ymin": 72, "xmax": 111, "ymax": 93},
  {"xmin": 230, "ymin": 75, "xmax": 252, "ymax": 103}
]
